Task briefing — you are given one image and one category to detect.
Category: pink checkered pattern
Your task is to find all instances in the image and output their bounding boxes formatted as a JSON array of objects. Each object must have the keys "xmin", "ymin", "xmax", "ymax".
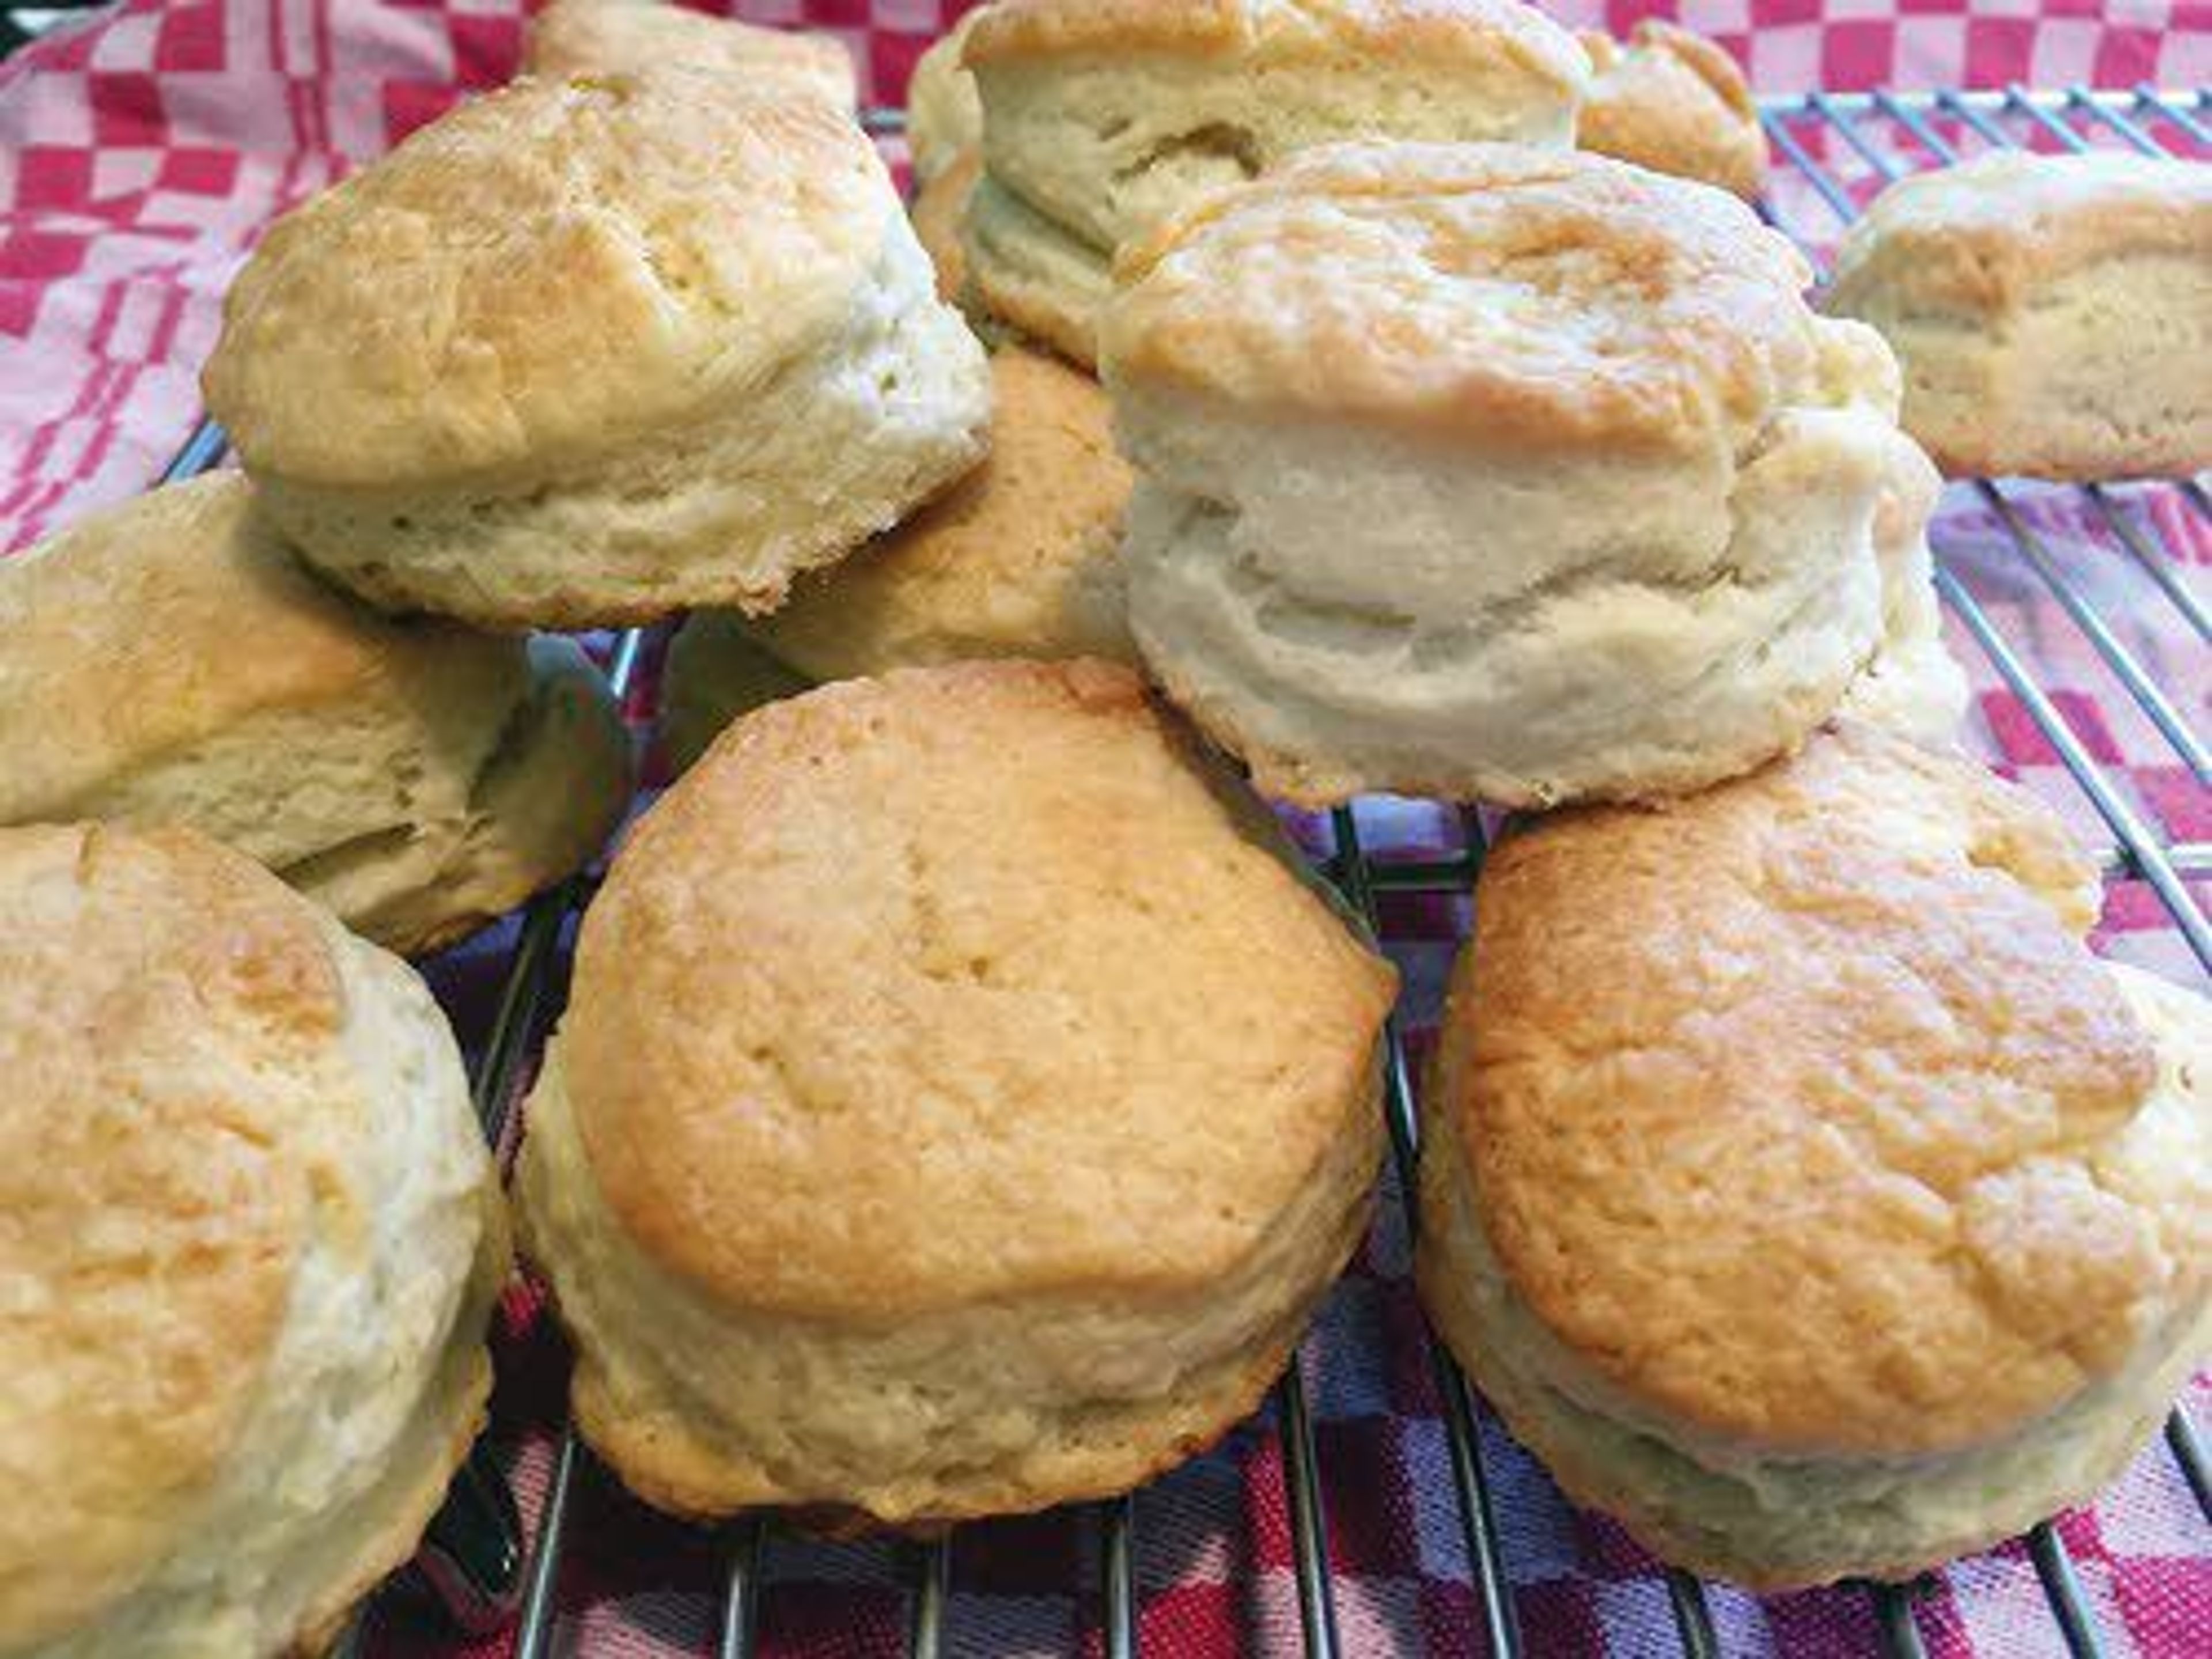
[{"xmin": 2, "ymin": 5, "xmax": 2208, "ymax": 1657}]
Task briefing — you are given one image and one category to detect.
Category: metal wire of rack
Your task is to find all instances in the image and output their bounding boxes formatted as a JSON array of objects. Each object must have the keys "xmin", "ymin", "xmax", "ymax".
[{"xmin": 140, "ymin": 82, "xmax": 2209, "ymax": 1659}]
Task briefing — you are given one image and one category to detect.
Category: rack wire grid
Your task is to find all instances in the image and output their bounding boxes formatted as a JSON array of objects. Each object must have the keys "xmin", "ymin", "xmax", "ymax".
[{"xmin": 139, "ymin": 81, "xmax": 2209, "ymax": 1659}]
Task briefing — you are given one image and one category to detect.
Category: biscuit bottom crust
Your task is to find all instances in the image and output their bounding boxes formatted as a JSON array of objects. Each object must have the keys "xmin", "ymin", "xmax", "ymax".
[
  {"xmin": 286, "ymin": 637, "xmax": 631, "ymax": 957},
  {"xmin": 568, "ymin": 1304, "xmax": 1318, "ymax": 1532},
  {"xmin": 283, "ymin": 1331, "xmax": 494, "ymax": 1657},
  {"xmin": 520, "ymin": 1047, "xmax": 1384, "ymax": 1527},
  {"xmin": 960, "ymin": 173, "xmax": 1112, "ymax": 370}
]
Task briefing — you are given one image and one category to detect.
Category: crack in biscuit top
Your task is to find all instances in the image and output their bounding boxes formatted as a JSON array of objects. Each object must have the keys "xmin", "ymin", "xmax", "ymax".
[{"xmin": 1104, "ymin": 142, "xmax": 1822, "ymax": 453}]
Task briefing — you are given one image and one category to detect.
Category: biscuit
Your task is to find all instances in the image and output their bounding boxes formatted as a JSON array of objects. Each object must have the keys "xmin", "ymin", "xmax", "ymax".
[
  {"xmin": 1575, "ymin": 22, "xmax": 1764, "ymax": 199},
  {"xmin": 912, "ymin": 147, "xmax": 982, "ymax": 304},
  {"xmin": 1826, "ymin": 150, "xmax": 2212, "ymax": 479},
  {"xmin": 906, "ymin": 5, "xmax": 986, "ymax": 181},
  {"xmin": 1103, "ymin": 142, "xmax": 1945, "ymax": 807},
  {"xmin": 0, "ymin": 474, "xmax": 631, "ymax": 955},
  {"xmin": 656, "ymin": 611, "xmax": 817, "ymax": 778},
  {"xmin": 524, "ymin": 0, "xmax": 857, "ymax": 108},
  {"xmin": 204, "ymin": 71, "xmax": 991, "ymax": 628},
  {"xmin": 0, "ymin": 822, "xmax": 507, "ymax": 1654},
  {"xmin": 959, "ymin": 169, "xmax": 1122, "ymax": 365},
  {"xmin": 958, "ymin": 0, "xmax": 1589, "ymax": 366},
  {"xmin": 1418, "ymin": 724, "xmax": 2209, "ymax": 1589},
  {"xmin": 660, "ymin": 348, "xmax": 1135, "ymax": 768},
  {"xmin": 1839, "ymin": 430, "xmax": 1969, "ymax": 745},
  {"xmin": 520, "ymin": 660, "xmax": 1395, "ymax": 1525}
]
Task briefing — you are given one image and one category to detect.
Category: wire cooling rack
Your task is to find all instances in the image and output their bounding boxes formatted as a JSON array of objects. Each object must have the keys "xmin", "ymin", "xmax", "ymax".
[{"xmin": 143, "ymin": 82, "xmax": 2209, "ymax": 1659}]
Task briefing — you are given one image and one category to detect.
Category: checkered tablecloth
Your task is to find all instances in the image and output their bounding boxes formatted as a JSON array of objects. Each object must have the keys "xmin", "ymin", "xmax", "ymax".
[{"xmin": 3, "ymin": 5, "xmax": 2208, "ymax": 1657}]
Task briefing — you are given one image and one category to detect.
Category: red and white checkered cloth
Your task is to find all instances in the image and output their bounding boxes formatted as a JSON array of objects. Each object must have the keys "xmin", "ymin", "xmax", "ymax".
[{"xmin": 2, "ymin": 5, "xmax": 2208, "ymax": 1657}]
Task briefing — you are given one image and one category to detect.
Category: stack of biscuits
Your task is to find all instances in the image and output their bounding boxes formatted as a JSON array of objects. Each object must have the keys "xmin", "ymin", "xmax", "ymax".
[{"xmin": 2, "ymin": 3, "xmax": 2206, "ymax": 1649}]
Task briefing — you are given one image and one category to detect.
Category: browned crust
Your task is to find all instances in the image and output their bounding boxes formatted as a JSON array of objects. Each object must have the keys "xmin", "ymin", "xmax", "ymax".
[
  {"xmin": 1425, "ymin": 724, "xmax": 2184, "ymax": 1456},
  {"xmin": 0, "ymin": 824, "xmax": 509, "ymax": 1650},
  {"xmin": 0, "ymin": 824, "xmax": 334, "ymax": 1645},
  {"xmin": 751, "ymin": 346, "xmax": 1135, "ymax": 678},
  {"xmin": 565, "ymin": 658, "xmax": 1397, "ymax": 1318}
]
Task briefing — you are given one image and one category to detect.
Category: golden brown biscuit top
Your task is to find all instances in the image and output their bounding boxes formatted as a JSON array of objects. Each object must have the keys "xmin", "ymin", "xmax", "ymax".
[
  {"xmin": 1830, "ymin": 151, "xmax": 2212, "ymax": 317},
  {"xmin": 967, "ymin": 0, "xmax": 1587, "ymax": 92},
  {"xmin": 1434, "ymin": 724, "xmax": 2204, "ymax": 1456},
  {"xmin": 0, "ymin": 474, "xmax": 519, "ymax": 824},
  {"xmin": 563, "ymin": 660, "xmax": 1396, "ymax": 1319},
  {"xmin": 524, "ymin": 0, "xmax": 856, "ymax": 107},
  {"xmin": 1575, "ymin": 22, "xmax": 1763, "ymax": 200},
  {"xmin": 1104, "ymin": 142, "xmax": 1819, "ymax": 452},
  {"xmin": 751, "ymin": 347, "xmax": 1132, "ymax": 674},
  {"xmin": 0, "ymin": 824, "xmax": 346, "ymax": 1647},
  {"xmin": 203, "ymin": 71, "xmax": 893, "ymax": 487}
]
